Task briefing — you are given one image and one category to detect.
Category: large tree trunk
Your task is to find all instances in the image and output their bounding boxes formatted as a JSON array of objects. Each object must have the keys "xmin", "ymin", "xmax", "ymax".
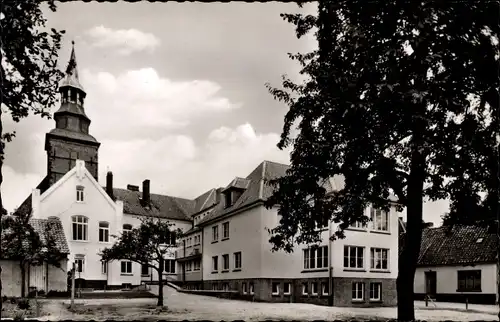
[
  {"xmin": 397, "ymin": 122, "xmax": 426, "ymax": 321},
  {"xmin": 157, "ymin": 260, "xmax": 164, "ymax": 307},
  {"xmin": 0, "ymin": 108, "xmax": 4, "ymax": 313}
]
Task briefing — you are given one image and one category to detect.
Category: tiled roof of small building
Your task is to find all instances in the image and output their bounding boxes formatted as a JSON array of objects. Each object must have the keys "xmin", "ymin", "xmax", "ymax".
[
  {"xmin": 1, "ymin": 217, "xmax": 69, "ymax": 258},
  {"xmin": 418, "ymin": 225, "xmax": 497, "ymax": 266},
  {"xmin": 399, "ymin": 225, "xmax": 498, "ymax": 266},
  {"xmin": 29, "ymin": 217, "xmax": 70, "ymax": 254}
]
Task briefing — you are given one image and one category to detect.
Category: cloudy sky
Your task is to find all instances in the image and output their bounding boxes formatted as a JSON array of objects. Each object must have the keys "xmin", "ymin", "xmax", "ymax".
[{"xmin": 2, "ymin": 2, "xmax": 449, "ymax": 226}]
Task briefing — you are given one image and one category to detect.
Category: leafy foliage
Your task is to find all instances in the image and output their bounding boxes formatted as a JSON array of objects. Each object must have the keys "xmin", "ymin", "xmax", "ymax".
[
  {"xmin": 265, "ymin": 1, "xmax": 498, "ymax": 320},
  {"xmin": 1, "ymin": 214, "xmax": 67, "ymax": 297},
  {"xmin": 100, "ymin": 217, "xmax": 183, "ymax": 306},
  {"xmin": 1, "ymin": 0, "xmax": 65, "ymax": 311}
]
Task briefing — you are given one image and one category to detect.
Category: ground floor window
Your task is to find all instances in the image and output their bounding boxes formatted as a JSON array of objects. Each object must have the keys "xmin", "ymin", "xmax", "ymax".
[
  {"xmin": 302, "ymin": 282, "xmax": 308, "ymax": 295},
  {"xmin": 164, "ymin": 259, "xmax": 176, "ymax": 274},
  {"xmin": 352, "ymin": 282, "xmax": 364, "ymax": 301},
  {"xmin": 75, "ymin": 255, "xmax": 85, "ymax": 273},
  {"xmin": 212, "ymin": 283, "xmax": 217, "ymax": 291},
  {"xmin": 242, "ymin": 282, "xmax": 247, "ymax": 294},
  {"xmin": 249, "ymin": 282, "xmax": 255, "ymax": 295},
  {"xmin": 369, "ymin": 282, "xmax": 382, "ymax": 301},
  {"xmin": 457, "ymin": 270, "xmax": 481, "ymax": 292},
  {"xmin": 272, "ymin": 282, "xmax": 280, "ymax": 295},
  {"xmin": 284, "ymin": 282, "xmax": 291, "ymax": 295},
  {"xmin": 101, "ymin": 261, "xmax": 107, "ymax": 274},
  {"xmin": 321, "ymin": 281, "xmax": 329, "ymax": 295},
  {"xmin": 141, "ymin": 263, "xmax": 149, "ymax": 276},
  {"xmin": 121, "ymin": 261, "xmax": 132, "ymax": 274}
]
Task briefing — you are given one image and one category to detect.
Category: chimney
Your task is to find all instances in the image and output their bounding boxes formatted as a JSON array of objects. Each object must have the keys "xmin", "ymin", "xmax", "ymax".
[
  {"xmin": 215, "ymin": 187, "xmax": 223, "ymax": 204},
  {"xmin": 127, "ymin": 184, "xmax": 139, "ymax": 192},
  {"xmin": 142, "ymin": 179, "xmax": 150, "ymax": 205},
  {"xmin": 106, "ymin": 171, "xmax": 114, "ymax": 199}
]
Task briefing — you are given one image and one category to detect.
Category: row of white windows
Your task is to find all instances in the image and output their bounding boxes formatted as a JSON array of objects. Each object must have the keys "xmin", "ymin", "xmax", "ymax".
[
  {"xmin": 349, "ymin": 208, "xmax": 390, "ymax": 232},
  {"xmin": 233, "ymin": 281, "xmax": 382, "ymax": 301},
  {"xmin": 74, "ymin": 256, "xmax": 176, "ymax": 275},
  {"xmin": 211, "ymin": 221, "xmax": 229, "ymax": 242},
  {"xmin": 72, "ymin": 216, "xmax": 133, "ymax": 242},
  {"xmin": 185, "ymin": 235, "xmax": 201, "ymax": 247},
  {"xmin": 185, "ymin": 259, "xmax": 201, "ymax": 272},
  {"xmin": 302, "ymin": 246, "xmax": 389, "ymax": 271},
  {"xmin": 212, "ymin": 252, "xmax": 242, "ymax": 272}
]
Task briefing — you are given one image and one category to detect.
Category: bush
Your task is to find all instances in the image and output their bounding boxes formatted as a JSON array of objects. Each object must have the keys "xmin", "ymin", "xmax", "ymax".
[
  {"xmin": 46, "ymin": 290, "xmax": 70, "ymax": 298},
  {"xmin": 13, "ymin": 310, "xmax": 26, "ymax": 321},
  {"xmin": 17, "ymin": 299, "xmax": 30, "ymax": 310},
  {"xmin": 2, "ymin": 295, "xmax": 8, "ymax": 302}
]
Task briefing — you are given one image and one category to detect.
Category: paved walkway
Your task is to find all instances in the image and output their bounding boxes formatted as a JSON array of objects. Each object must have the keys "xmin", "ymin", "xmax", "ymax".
[{"xmin": 415, "ymin": 300, "xmax": 499, "ymax": 314}]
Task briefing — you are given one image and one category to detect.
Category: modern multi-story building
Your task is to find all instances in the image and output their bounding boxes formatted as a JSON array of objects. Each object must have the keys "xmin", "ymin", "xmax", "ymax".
[{"xmin": 176, "ymin": 160, "xmax": 401, "ymax": 307}]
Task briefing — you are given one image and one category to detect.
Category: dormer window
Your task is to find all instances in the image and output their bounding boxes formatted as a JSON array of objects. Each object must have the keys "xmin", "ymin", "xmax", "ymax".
[
  {"xmin": 224, "ymin": 192, "xmax": 232, "ymax": 208},
  {"xmin": 76, "ymin": 186, "xmax": 84, "ymax": 202}
]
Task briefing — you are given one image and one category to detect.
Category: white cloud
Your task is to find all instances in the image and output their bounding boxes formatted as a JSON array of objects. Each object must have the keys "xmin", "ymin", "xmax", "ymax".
[
  {"xmin": 1, "ymin": 165, "xmax": 41, "ymax": 213},
  {"xmin": 85, "ymin": 26, "xmax": 160, "ymax": 55},
  {"xmin": 80, "ymin": 67, "xmax": 240, "ymax": 136},
  {"xmin": 96, "ymin": 123, "xmax": 290, "ymax": 199}
]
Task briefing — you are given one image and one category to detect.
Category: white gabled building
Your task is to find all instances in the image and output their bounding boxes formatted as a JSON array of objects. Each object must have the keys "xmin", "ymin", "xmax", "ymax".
[{"xmin": 13, "ymin": 43, "xmax": 193, "ymax": 290}]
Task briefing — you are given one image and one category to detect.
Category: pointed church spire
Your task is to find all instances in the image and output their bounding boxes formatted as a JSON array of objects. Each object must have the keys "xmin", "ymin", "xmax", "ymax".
[{"xmin": 60, "ymin": 40, "xmax": 84, "ymax": 92}]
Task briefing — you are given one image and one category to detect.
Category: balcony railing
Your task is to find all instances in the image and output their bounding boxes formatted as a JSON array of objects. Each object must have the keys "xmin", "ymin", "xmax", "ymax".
[{"xmin": 175, "ymin": 245, "xmax": 202, "ymax": 259}]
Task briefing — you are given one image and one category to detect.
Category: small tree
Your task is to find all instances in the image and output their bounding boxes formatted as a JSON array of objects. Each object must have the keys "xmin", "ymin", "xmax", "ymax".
[
  {"xmin": 1, "ymin": 213, "xmax": 67, "ymax": 298},
  {"xmin": 100, "ymin": 217, "xmax": 182, "ymax": 307}
]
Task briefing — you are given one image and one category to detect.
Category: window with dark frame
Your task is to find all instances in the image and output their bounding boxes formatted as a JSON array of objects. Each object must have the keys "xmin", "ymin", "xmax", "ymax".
[
  {"xmin": 457, "ymin": 270, "xmax": 482, "ymax": 292},
  {"xmin": 242, "ymin": 282, "xmax": 247, "ymax": 294},
  {"xmin": 234, "ymin": 251, "xmax": 242, "ymax": 269},
  {"xmin": 212, "ymin": 226, "xmax": 219, "ymax": 242},
  {"xmin": 75, "ymin": 255, "xmax": 84, "ymax": 273},
  {"xmin": 141, "ymin": 263, "xmax": 149, "ymax": 276},
  {"xmin": 121, "ymin": 261, "xmax": 132, "ymax": 274},
  {"xmin": 284, "ymin": 282, "xmax": 291, "ymax": 295},
  {"xmin": 222, "ymin": 254, "xmax": 229, "ymax": 270},
  {"xmin": 222, "ymin": 222, "xmax": 230, "ymax": 239},
  {"xmin": 164, "ymin": 259, "xmax": 176, "ymax": 274},
  {"xmin": 322, "ymin": 282, "xmax": 329, "ymax": 295},
  {"xmin": 99, "ymin": 222, "xmax": 109, "ymax": 242},
  {"xmin": 302, "ymin": 282, "xmax": 308, "ymax": 295},
  {"xmin": 212, "ymin": 256, "xmax": 218, "ymax": 271},
  {"xmin": 311, "ymin": 282, "xmax": 318, "ymax": 295}
]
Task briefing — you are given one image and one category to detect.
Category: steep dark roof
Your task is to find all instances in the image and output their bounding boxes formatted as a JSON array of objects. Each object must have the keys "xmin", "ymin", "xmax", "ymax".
[
  {"xmin": 198, "ymin": 160, "xmax": 289, "ymax": 226},
  {"xmin": 193, "ymin": 188, "xmax": 221, "ymax": 215},
  {"xmin": 112, "ymin": 188, "xmax": 194, "ymax": 221},
  {"xmin": 14, "ymin": 176, "xmax": 50, "ymax": 217},
  {"xmin": 413, "ymin": 225, "xmax": 498, "ymax": 266}
]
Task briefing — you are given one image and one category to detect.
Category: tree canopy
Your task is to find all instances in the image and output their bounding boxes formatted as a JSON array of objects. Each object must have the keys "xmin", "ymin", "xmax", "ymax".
[
  {"xmin": 265, "ymin": 2, "xmax": 498, "ymax": 321},
  {"xmin": 1, "ymin": 0, "xmax": 65, "ymax": 309},
  {"xmin": 100, "ymin": 217, "xmax": 182, "ymax": 307}
]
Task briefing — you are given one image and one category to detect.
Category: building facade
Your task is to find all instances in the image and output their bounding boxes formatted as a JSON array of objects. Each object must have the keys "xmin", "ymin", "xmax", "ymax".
[
  {"xmin": 176, "ymin": 160, "xmax": 401, "ymax": 307},
  {"xmin": 13, "ymin": 44, "xmax": 194, "ymax": 290},
  {"xmin": 412, "ymin": 225, "xmax": 498, "ymax": 304}
]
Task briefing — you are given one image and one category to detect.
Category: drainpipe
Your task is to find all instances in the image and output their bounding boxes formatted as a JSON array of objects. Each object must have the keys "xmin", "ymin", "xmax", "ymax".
[
  {"xmin": 328, "ymin": 219, "xmax": 333, "ymax": 306},
  {"xmin": 183, "ymin": 239, "xmax": 186, "ymax": 284}
]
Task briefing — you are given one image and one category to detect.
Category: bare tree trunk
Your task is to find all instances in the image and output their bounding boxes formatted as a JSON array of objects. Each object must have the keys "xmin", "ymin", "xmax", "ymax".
[
  {"xmin": 157, "ymin": 260, "xmax": 164, "ymax": 307},
  {"xmin": 397, "ymin": 117, "xmax": 427, "ymax": 321},
  {"xmin": 0, "ymin": 109, "xmax": 4, "ymax": 312}
]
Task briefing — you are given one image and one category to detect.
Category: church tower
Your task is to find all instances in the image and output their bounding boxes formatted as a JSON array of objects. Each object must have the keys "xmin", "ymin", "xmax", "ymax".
[{"xmin": 45, "ymin": 42, "xmax": 100, "ymax": 187}]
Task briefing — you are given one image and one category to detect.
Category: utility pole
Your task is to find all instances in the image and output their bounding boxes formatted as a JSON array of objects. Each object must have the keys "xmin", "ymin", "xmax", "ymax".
[
  {"xmin": 70, "ymin": 262, "xmax": 75, "ymax": 309},
  {"xmin": 328, "ymin": 219, "xmax": 333, "ymax": 306}
]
